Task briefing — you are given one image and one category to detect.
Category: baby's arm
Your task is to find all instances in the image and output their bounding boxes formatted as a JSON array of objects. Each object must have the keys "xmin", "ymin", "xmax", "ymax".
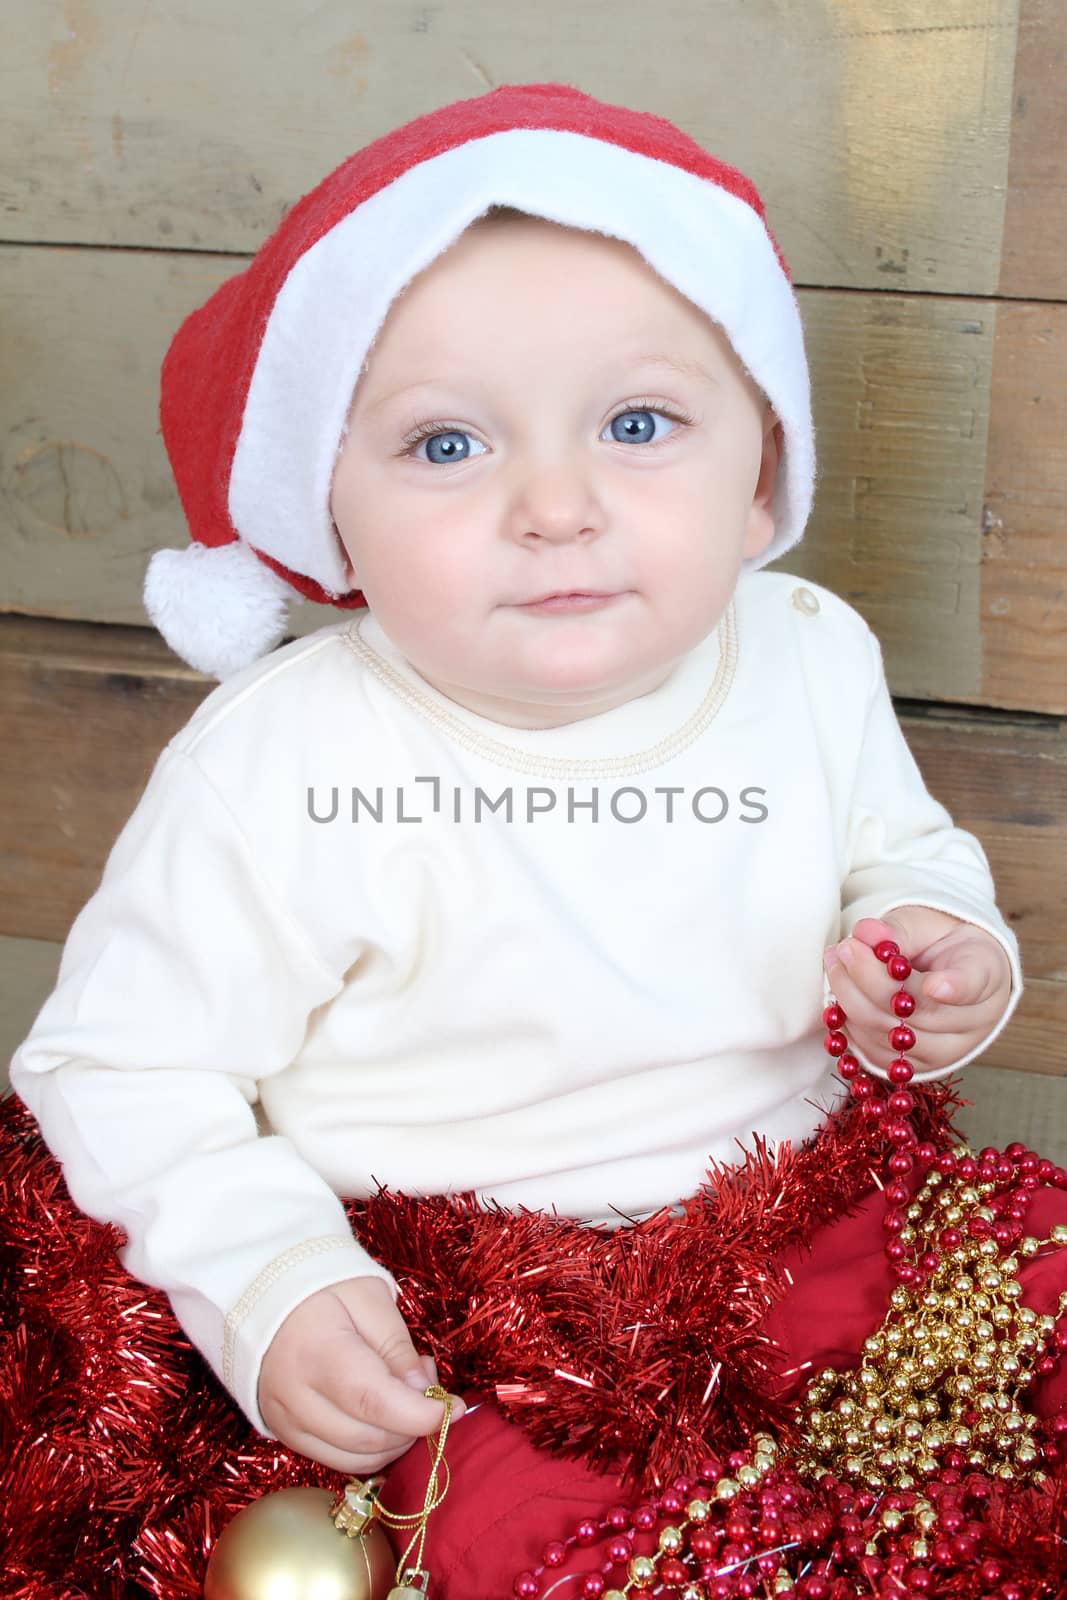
[
  {"xmin": 827, "ymin": 625, "xmax": 1023, "ymax": 1079},
  {"xmin": 8, "ymin": 744, "xmax": 453, "ymax": 1455}
]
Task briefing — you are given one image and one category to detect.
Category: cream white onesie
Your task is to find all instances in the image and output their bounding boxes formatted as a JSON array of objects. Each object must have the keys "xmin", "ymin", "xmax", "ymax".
[{"xmin": 9, "ymin": 570, "xmax": 1022, "ymax": 1434}]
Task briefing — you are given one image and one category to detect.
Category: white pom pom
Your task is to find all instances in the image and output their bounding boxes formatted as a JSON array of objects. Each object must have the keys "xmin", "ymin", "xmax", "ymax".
[{"xmin": 143, "ymin": 541, "xmax": 294, "ymax": 679}]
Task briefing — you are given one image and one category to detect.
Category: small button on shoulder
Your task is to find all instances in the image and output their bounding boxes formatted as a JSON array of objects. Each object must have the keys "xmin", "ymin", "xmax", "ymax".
[{"xmin": 791, "ymin": 586, "xmax": 820, "ymax": 616}]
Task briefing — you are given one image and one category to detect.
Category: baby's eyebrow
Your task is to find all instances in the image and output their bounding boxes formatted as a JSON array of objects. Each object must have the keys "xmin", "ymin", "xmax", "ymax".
[
  {"xmin": 366, "ymin": 377, "xmax": 458, "ymax": 413},
  {"xmin": 366, "ymin": 353, "xmax": 717, "ymax": 415},
  {"xmin": 628, "ymin": 354, "xmax": 719, "ymax": 386}
]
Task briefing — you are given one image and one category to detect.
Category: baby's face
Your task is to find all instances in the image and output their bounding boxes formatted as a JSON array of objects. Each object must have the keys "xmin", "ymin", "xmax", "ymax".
[{"xmin": 331, "ymin": 215, "xmax": 780, "ymax": 728}]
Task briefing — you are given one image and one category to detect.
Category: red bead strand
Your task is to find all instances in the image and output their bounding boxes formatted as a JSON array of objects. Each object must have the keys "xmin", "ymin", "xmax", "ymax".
[{"xmin": 820, "ymin": 936, "xmax": 925, "ymax": 1279}]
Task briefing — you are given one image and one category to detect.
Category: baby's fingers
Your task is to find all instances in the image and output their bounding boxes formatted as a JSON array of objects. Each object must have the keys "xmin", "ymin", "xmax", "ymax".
[
  {"xmin": 331, "ymin": 1279, "xmax": 464, "ymax": 1433},
  {"xmin": 826, "ymin": 936, "xmax": 1000, "ymax": 1036},
  {"xmin": 822, "ymin": 942, "xmax": 919, "ymax": 1066},
  {"xmin": 917, "ymin": 937, "xmax": 1008, "ymax": 1011},
  {"xmin": 272, "ymin": 1384, "xmax": 418, "ymax": 1475},
  {"xmin": 823, "ymin": 939, "xmax": 892, "ymax": 1026},
  {"xmin": 311, "ymin": 1358, "xmax": 440, "ymax": 1445}
]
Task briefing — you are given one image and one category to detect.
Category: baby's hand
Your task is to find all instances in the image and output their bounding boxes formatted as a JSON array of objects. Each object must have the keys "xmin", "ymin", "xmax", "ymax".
[
  {"xmin": 257, "ymin": 1276, "xmax": 465, "ymax": 1474},
  {"xmin": 823, "ymin": 908, "xmax": 1013, "ymax": 1076}
]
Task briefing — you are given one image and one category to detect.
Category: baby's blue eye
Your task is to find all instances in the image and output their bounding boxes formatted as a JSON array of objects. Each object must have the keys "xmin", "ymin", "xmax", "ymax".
[
  {"xmin": 605, "ymin": 407, "xmax": 680, "ymax": 446},
  {"xmin": 409, "ymin": 430, "xmax": 487, "ymax": 466}
]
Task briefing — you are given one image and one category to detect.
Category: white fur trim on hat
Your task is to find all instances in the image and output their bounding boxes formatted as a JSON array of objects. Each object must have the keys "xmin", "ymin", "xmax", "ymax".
[
  {"xmin": 143, "ymin": 540, "xmax": 294, "ymax": 680},
  {"xmin": 229, "ymin": 127, "xmax": 813, "ymax": 597}
]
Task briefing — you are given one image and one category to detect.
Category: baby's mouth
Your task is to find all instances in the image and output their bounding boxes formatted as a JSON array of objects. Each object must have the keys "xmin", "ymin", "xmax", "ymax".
[{"xmin": 514, "ymin": 591, "xmax": 626, "ymax": 612}]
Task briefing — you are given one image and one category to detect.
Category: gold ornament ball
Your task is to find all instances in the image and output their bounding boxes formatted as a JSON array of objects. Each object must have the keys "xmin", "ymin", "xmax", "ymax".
[{"xmin": 203, "ymin": 1487, "xmax": 397, "ymax": 1600}]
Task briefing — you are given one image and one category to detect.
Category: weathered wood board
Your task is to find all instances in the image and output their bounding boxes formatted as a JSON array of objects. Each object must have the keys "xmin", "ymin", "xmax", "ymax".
[
  {"xmin": 946, "ymin": 1065, "xmax": 1067, "ymax": 1162},
  {"xmin": 5, "ymin": 244, "xmax": 1064, "ymax": 711},
  {"xmin": 980, "ymin": 301, "xmax": 1067, "ymax": 710},
  {"xmin": 1, "ymin": 937, "xmax": 66, "ymax": 1089},
  {"xmin": 2, "ymin": 613, "xmax": 1062, "ymax": 1073},
  {"xmin": 3, "ymin": 0, "xmax": 1018, "ymax": 294},
  {"xmin": 1001, "ymin": 0, "xmax": 1067, "ymax": 298},
  {"xmin": 779, "ymin": 291, "xmax": 993, "ymax": 705}
]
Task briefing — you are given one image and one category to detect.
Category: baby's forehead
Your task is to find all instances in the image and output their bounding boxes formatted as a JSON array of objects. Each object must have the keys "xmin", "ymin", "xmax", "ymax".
[
  {"xmin": 383, "ymin": 204, "xmax": 751, "ymax": 342},
  {"xmin": 363, "ymin": 207, "xmax": 758, "ymax": 389}
]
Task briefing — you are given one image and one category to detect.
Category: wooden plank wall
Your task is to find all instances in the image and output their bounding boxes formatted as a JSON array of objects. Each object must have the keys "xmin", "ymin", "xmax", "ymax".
[{"xmin": 1, "ymin": 3, "xmax": 1064, "ymax": 1116}]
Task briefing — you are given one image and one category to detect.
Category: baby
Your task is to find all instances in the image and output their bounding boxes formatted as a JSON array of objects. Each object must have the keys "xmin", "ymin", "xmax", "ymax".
[{"xmin": 8, "ymin": 81, "xmax": 1022, "ymax": 1590}]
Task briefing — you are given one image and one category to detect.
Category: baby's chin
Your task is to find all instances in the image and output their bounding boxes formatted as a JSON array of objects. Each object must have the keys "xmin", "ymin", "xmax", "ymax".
[{"xmin": 440, "ymin": 658, "xmax": 676, "ymax": 727}]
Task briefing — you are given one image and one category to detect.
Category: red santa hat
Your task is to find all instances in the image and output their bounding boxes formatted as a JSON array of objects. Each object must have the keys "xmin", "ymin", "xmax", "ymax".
[{"xmin": 145, "ymin": 81, "xmax": 814, "ymax": 680}]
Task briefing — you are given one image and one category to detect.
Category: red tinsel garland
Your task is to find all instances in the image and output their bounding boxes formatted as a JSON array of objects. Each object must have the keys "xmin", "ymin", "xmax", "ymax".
[
  {"xmin": 6, "ymin": 1083, "xmax": 1067, "ymax": 1598},
  {"xmin": 350, "ymin": 1082, "xmax": 959, "ymax": 1484}
]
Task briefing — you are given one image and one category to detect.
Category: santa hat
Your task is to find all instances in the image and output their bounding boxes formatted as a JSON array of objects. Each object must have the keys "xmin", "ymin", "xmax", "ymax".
[{"xmin": 145, "ymin": 81, "xmax": 814, "ymax": 680}]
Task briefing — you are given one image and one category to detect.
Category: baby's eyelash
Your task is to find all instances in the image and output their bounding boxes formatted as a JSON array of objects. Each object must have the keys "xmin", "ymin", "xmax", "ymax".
[
  {"xmin": 396, "ymin": 398, "xmax": 695, "ymax": 456},
  {"xmin": 398, "ymin": 418, "xmax": 468, "ymax": 452}
]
